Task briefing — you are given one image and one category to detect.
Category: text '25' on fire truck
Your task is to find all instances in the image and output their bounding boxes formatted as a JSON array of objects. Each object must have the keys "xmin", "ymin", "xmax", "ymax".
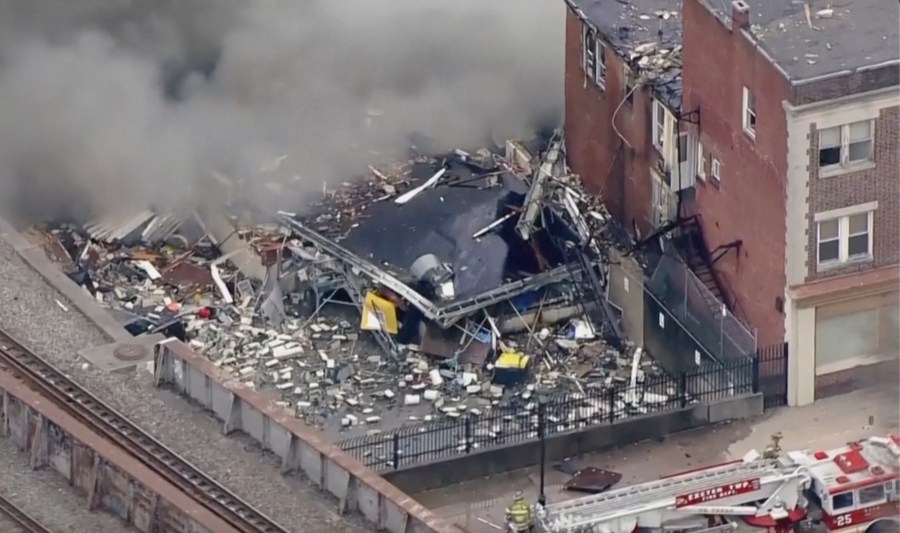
[{"xmin": 535, "ymin": 435, "xmax": 899, "ymax": 533}]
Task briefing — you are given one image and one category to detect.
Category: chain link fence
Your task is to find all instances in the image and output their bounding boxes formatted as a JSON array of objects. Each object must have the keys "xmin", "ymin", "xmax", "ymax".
[{"xmin": 645, "ymin": 253, "xmax": 757, "ymax": 362}]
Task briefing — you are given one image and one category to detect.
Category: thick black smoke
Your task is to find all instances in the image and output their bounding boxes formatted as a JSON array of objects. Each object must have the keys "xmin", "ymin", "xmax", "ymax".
[{"xmin": 0, "ymin": 0, "xmax": 563, "ymax": 221}]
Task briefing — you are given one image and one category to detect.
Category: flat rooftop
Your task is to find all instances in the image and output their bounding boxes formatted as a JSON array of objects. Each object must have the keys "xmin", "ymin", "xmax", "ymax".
[
  {"xmin": 564, "ymin": 0, "xmax": 683, "ymax": 108},
  {"xmin": 705, "ymin": 0, "xmax": 900, "ymax": 81}
]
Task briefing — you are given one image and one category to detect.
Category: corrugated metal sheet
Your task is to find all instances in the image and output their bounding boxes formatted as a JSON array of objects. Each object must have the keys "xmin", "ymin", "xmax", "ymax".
[{"xmin": 84, "ymin": 211, "xmax": 186, "ymax": 245}]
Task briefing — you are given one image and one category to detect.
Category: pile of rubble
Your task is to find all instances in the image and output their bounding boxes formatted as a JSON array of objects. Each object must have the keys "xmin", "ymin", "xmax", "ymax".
[{"xmin": 28, "ymin": 132, "xmax": 669, "ymax": 438}]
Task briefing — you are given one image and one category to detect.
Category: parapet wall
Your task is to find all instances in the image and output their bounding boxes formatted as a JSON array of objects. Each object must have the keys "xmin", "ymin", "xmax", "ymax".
[{"xmin": 154, "ymin": 338, "xmax": 462, "ymax": 533}]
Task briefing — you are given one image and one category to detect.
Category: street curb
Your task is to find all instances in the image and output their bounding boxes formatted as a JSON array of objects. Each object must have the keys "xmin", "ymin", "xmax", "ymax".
[{"xmin": 0, "ymin": 215, "xmax": 132, "ymax": 343}]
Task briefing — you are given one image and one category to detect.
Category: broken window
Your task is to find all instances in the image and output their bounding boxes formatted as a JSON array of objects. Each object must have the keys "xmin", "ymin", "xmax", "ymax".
[
  {"xmin": 652, "ymin": 99, "xmax": 666, "ymax": 150},
  {"xmin": 819, "ymin": 126, "xmax": 842, "ymax": 167},
  {"xmin": 582, "ymin": 25, "xmax": 597, "ymax": 82},
  {"xmin": 678, "ymin": 133, "xmax": 688, "ymax": 164},
  {"xmin": 818, "ymin": 120, "xmax": 874, "ymax": 173},
  {"xmin": 596, "ymin": 41, "xmax": 607, "ymax": 87},
  {"xmin": 624, "ymin": 65, "xmax": 635, "ymax": 105},
  {"xmin": 742, "ymin": 86, "xmax": 756, "ymax": 138}
]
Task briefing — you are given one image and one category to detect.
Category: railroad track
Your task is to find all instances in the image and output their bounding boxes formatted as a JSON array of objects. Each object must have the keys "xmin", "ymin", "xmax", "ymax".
[
  {"xmin": 0, "ymin": 493, "xmax": 53, "ymax": 533},
  {"xmin": 0, "ymin": 329, "xmax": 289, "ymax": 533}
]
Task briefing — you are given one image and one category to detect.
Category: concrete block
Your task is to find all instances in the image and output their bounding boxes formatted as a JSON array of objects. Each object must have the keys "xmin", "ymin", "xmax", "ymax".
[{"xmin": 708, "ymin": 393, "xmax": 764, "ymax": 423}]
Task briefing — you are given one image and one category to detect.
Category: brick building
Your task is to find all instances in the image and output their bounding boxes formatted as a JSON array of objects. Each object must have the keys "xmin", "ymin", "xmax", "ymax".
[
  {"xmin": 564, "ymin": 0, "xmax": 899, "ymax": 406},
  {"xmin": 563, "ymin": 0, "xmax": 688, "ymax": 239}
]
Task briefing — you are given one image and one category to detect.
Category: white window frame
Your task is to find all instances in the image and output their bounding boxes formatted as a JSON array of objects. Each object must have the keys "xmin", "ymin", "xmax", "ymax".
[
  {"xmin": 818, "ymin": 120, "xmax": 875, "ymax": 176},
  {"xmin": 582, "ymin": 25, "xmax": 597, "ymax": 82},
  {"xmin": 711, "ymin": 157, "xmax": 722, "ymax": 183},
  {"xmin": 814, "ymin": 204, "xmax": 876, "ymax": 269},
  {"xmin": 742, "ymin": 86, "xmax": 756, "ymax": 138},
  {"xmin": 651, "ymin": 99, "xmax": 666, "ymax": 151},
  {"xmin": 582, "ymin": 25, "xmax": 606, "ymax": 89},
  {"xmin": 697, "ymin": 142, "xmax": 707, "ymax": 180},
  {"xmin": 595, "ymin": 41, "xmax": 607, "ymax": 88}
]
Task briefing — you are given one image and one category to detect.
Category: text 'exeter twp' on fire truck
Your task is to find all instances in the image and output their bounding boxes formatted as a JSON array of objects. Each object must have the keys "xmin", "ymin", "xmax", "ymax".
[{"xmin": 532, "ymin": 434, "xmax": 900, "ymax": 533}]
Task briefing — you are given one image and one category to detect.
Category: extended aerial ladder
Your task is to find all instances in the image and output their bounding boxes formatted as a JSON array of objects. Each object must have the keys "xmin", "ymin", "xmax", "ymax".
[{"xmin": 537, "ymin": 453, "xmax": 812, "ymax": 533}]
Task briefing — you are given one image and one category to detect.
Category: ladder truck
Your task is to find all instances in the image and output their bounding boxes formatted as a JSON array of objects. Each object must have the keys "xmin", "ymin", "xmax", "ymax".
[{"xmin": 535, "ymin": 435, "xmax": 900, "ymax": 533}]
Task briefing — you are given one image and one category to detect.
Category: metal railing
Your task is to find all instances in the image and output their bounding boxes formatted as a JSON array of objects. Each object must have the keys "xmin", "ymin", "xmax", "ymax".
[
  {"xmin": 339, "ymin": 357, "xmax": 756, "ymax": 471},
  {"xmin": 645, "ymin": 253, "xmax": 757, "ymax": 362}
]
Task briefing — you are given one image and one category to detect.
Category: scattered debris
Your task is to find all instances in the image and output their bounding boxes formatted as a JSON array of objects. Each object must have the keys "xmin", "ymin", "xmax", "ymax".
[
  {"xmin": 563, "ymin": 467, "xmax": 623, "ymax": 494},
  {"xmin": 28, "ymin": 132, "xmax": 670, "ymax": 438}
]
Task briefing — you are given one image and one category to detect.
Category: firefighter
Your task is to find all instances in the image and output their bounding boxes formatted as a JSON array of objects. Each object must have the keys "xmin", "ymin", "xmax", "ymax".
[{"xmin": 506, "ymin": 491, "xmax": 534, "ymax": 532}]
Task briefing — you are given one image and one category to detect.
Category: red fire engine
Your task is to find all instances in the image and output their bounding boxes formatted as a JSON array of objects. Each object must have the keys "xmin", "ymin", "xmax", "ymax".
[
  {"xmin": 535, "ymin": 434, "xmax": 899, "ymax": 533},
  {"xmin": 800, "ymin": 435, "xmax": 900, "ymax": 533}
]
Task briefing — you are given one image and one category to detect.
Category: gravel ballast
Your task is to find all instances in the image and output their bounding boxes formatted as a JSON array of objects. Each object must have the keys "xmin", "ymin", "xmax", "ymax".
[{"xmin": 0, "ymin": 237, "xmax": 370, "ymax": 532}]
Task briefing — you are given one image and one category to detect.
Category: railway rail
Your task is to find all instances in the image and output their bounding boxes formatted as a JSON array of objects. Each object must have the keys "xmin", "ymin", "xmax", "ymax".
[
  {"xmin": 0, "ymin": 328, "xmax": 289, "ymax": 533},
  {"xmin": 0, "ymin": 493, "xmax": 54, "ymax": 533}
]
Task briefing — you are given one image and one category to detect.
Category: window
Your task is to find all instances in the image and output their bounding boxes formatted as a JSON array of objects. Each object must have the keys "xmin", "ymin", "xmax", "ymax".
[
  {"xmin": 818, "ymin": 120, "xmax": 874, "ymax": 173},
  {"xmin": 711, "ymin": 157, "xmax": 722, "ymax": 183},
  {"xmin": 624, "ymin": 65, "xmax": 635, "ymax": 105},
  {"xmin": 582, "ymin": 25, "xmax": 597, "ymax": 81},
  {"xmin": 652, "ymin": 100, "xmax": 666, "ymax": 150},
  {"xmin": 742, "ymin": 87, "xmax": 757, "ymax": 137},
  {"xmin": 582, "ymin": 26, "xmax": 606, "ymax": 88},
  {"xmin": 816, "ymin": 210, "xmax": 874, "ymax": 267},
  {"xmin": 678, "ymin": 133, "xmax": 688, "ymax": 164},
  {"xmin": 817, "ymin": 219, "xmax": 840, "ymax": 263},
  {"xmin": 697, "ymin": 143, "xmax": 707, "ymax": 179},
  {"xmin": 858, "ymin": 485, "xmax": 886, "ymax": 506},
  {"xmin": 596, "ymin": 41, "xmax": 607, "ymax": 87},
  {"xmin": 832, "ymin": 492, "xmax": 854, "ymax": 510}
]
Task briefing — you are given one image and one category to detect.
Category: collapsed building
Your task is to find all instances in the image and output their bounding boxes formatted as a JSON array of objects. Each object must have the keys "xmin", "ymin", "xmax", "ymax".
[
  {"xmin": 29, "ymin": 133, "xmax": 674, "ymax": 441},
  {"xmin": 277, "ymin": 133, "xmax": 623, "ymax": 364}
]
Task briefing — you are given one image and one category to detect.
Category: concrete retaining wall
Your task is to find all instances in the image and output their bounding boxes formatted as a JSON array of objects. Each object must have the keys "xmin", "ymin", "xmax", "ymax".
[
  {"xmin": 0, "ymin": 369, "xmax": 234, "ymax": 533},
  {"xmin": 154, "ymin": 339, "xmax": 461, "ymax": 533},
  {"xmin": 384, "ymin": 394, "xmax": 764, "ymax": 493}
]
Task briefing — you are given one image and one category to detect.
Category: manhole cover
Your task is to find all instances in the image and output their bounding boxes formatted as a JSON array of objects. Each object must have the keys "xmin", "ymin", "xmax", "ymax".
[{"xmin": 113, "ymin": 344, "xmax": 148, "ymax": 361}]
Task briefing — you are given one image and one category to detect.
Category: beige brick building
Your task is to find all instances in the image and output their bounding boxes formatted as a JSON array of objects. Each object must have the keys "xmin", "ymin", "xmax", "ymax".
[
  {"xmin": 562, "ymin": 0, "xmax": 898, "ymax": 406},
  {"xmin": 681, "ymin": 0, "xmax": 899, "ymax": 405}
]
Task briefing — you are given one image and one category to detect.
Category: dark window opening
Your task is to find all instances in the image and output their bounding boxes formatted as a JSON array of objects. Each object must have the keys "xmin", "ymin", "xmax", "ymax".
[
  {"xmin": 832, "ymin": 491, "xmax": 854, "ymax": 510},
  {"xmin": 819, "ymin": 146, "xmax": 841, "ymax": 167}
]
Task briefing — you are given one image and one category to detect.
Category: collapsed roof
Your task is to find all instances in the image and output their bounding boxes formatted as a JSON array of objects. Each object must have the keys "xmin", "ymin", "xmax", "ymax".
[{"xmin": 277, "ymin": 133, "xmax": 624, "ymax": 356}]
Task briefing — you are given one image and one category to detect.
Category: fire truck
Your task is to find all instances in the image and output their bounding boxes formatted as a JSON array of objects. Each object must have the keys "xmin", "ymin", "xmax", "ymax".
[{"xmin": 535, "ymin": 435, "xmax": 900, "ymax": 533}]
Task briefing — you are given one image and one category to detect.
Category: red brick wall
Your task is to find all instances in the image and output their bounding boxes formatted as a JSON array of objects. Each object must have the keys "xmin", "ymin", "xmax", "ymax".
[
  {"xmin": 563, "ymin": 8, "xmax": 656, "ymax": 238},
  {"xmin": 805, "ymin": 106, "xmax": 900, "ymax": 280},
  {"xmin": 681, "ymin": 0, "xmax": 792, "ymax": 346}
]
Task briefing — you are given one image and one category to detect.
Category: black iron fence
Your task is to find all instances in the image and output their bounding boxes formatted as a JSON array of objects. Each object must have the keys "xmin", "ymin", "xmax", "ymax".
[
  {"xmin": 339, "ymin": 357, "xmax": 757, "ymax": 471},
  {"xmin": 757, "ymin": 342, "xmax": 789, "ymax": 408}
]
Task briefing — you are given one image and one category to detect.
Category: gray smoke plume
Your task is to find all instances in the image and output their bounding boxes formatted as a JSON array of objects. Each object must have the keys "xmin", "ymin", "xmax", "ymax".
[{"xmin": 0, "ymin": 0, "xmax": 564, "ymax": 222}]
